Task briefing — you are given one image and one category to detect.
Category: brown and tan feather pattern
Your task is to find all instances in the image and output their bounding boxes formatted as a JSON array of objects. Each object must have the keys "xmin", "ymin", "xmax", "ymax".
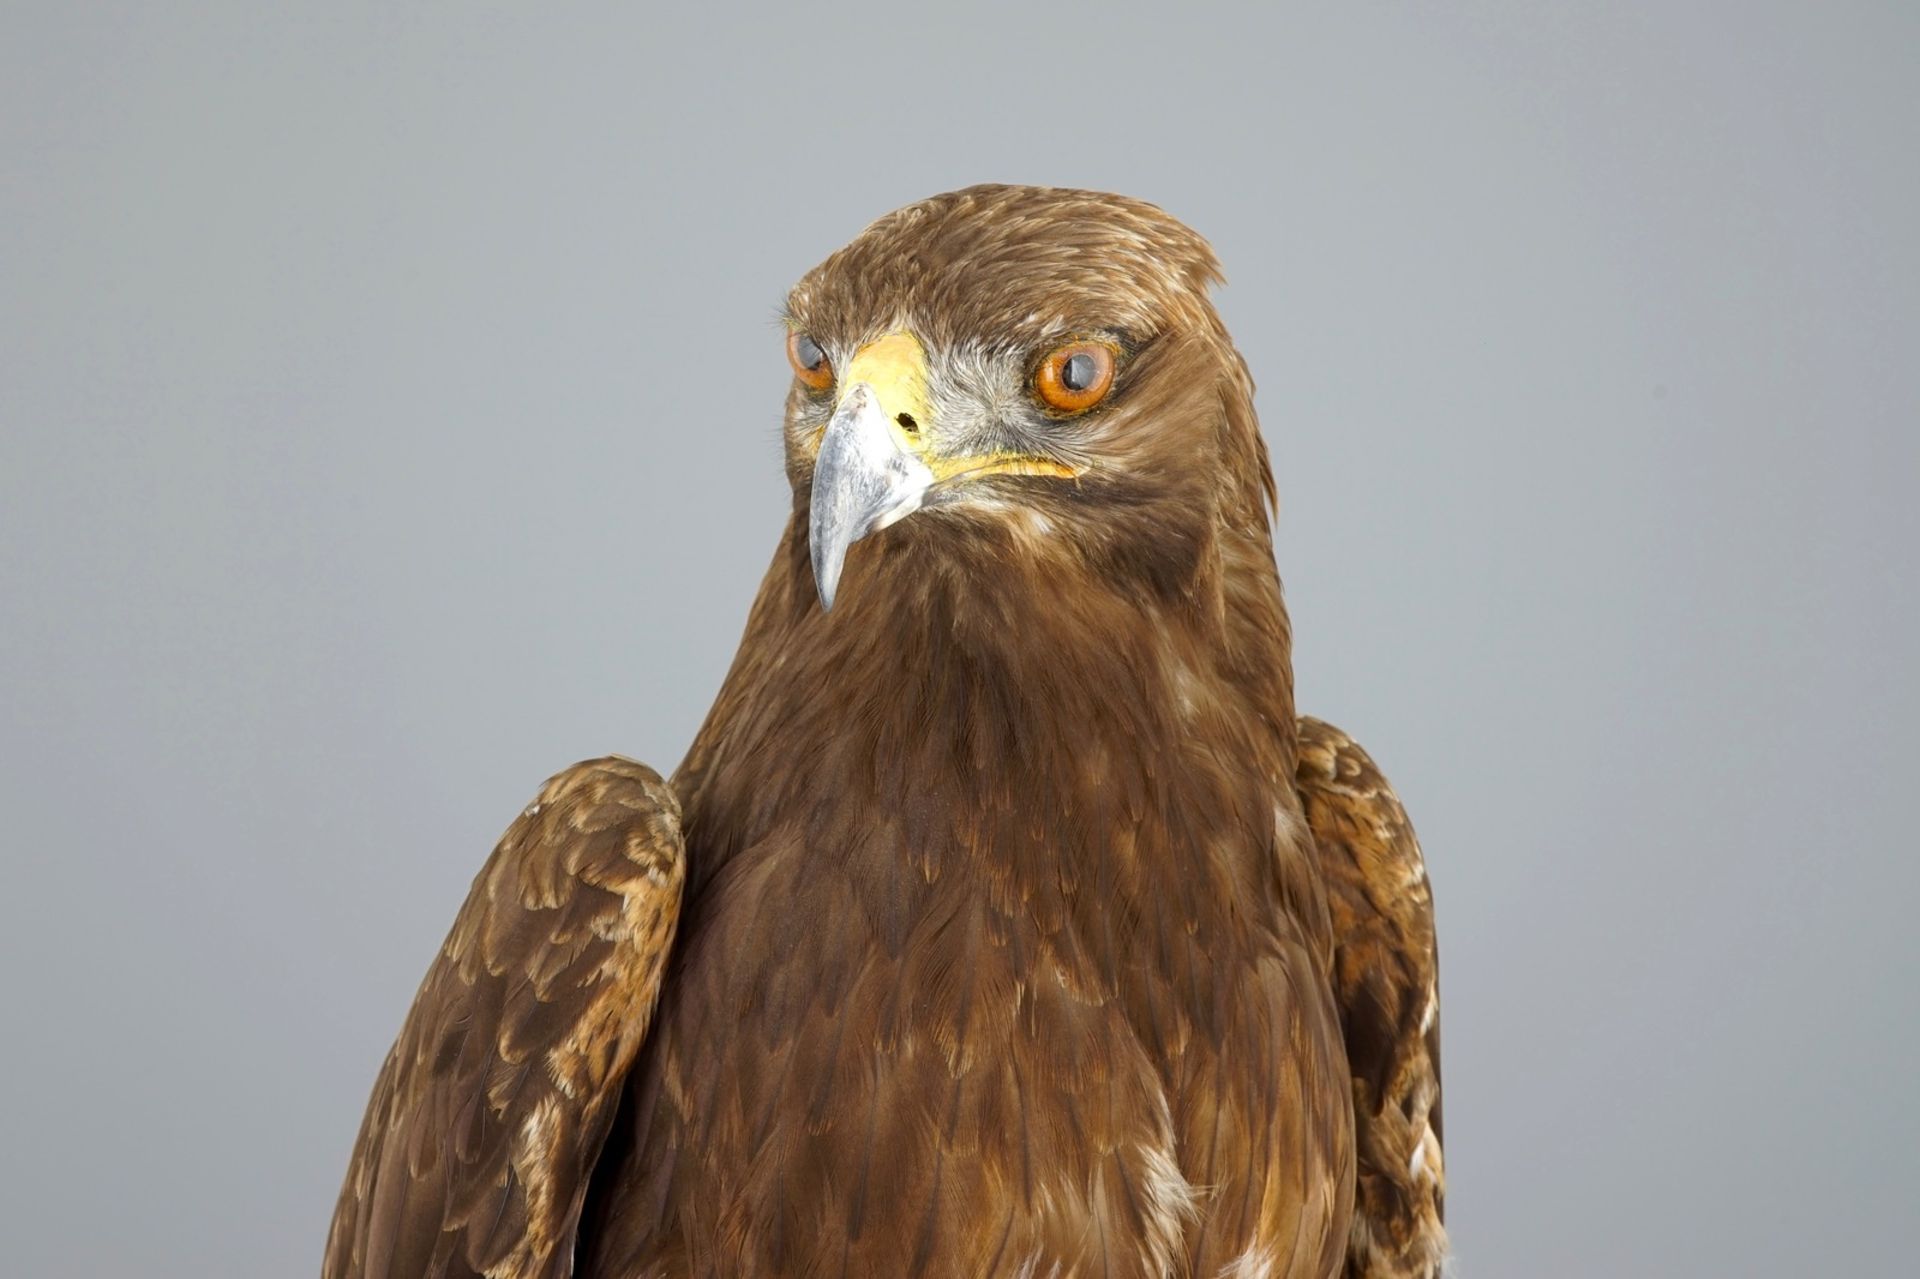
[
  {"xmin": 324, "ymin": 758, "xmax": 684, "ymax": 1279},
  {"xmin": 1295, "ymin": 720, "xmax": 1447, "ymax": 1279},
  {"xmin": 327, "ymin": 184, "xmax": 1444, "ymax": 1278}
]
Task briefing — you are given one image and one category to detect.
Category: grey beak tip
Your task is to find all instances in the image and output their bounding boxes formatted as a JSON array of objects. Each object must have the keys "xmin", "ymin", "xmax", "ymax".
[
  {"xmin": 808, "ymin": 514, "xmax": 842, "ymax": 611},
  {"xmin": 806, "ymin": 379, "xmax": 932, "ymax": 615}
]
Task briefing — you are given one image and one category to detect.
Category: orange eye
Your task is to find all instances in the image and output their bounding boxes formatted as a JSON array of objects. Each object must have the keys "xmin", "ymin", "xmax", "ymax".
[
  {"xmin": 1033, "ymin": 341, "xmax": 1117, "ymax": 414},
  {"xmin": 787, "ymin": 332, "xmax": 834, "ymax": 392}
]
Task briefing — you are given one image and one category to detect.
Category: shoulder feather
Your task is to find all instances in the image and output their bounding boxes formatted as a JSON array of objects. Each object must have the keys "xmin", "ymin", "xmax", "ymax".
[
  {"xmin": 1295, "ymin": 718, "xmax": 1448, "ymax": 1279},
  {"xmin": 323, "ymin": 757, "xmax": 685, "ymax": 1279}
]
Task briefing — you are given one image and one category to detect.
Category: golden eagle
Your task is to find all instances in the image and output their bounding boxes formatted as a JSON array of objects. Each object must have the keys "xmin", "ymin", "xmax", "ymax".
[{"xmin": 324, "ymin": 185, "xmax": 1446, "ymax": 1279}]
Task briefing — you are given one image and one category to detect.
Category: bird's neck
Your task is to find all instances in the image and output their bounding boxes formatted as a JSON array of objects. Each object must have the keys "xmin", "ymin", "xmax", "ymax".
[{"xmin": 674, "ymin": 514, "xmax": 1298, "ymax": 900}]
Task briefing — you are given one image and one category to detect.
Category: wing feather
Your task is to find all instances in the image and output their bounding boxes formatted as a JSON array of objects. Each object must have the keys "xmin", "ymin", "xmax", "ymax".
[
  {"xmin": 324, "ymin": 757, "xmax": 685, "ymax": 1279},
  {"xmin": 1295, "ymin": 718, "xmax": 1448, "ymax": 1279}
]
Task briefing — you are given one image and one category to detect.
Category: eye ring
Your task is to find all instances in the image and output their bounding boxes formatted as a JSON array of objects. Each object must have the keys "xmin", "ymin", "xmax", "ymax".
[
  {"xmin": 787, "ymin": 332, "xmax": 834, "ymax": 392},
  {"xmin": 1033, "ymin": 341, "xmax": 1118, "ymax": 414}
]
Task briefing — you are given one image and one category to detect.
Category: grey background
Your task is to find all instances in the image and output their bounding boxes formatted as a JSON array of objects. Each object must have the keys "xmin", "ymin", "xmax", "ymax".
[{"xmin": 3, "ymin": 4, "xmax": 1914, "ymax": 1276}]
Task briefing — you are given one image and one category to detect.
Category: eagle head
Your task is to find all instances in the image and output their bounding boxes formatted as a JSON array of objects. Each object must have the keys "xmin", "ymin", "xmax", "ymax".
[{"xmin": 781, "ymin": 184, "xmax": 1274, "ymax": 611}]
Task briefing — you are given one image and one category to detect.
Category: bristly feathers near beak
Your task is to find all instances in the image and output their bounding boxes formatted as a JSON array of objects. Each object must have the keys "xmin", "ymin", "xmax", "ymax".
[
  {"xmin": 808, "ymin": 381, "xmax": 934, "ymax": 611},
  {"xmin": 804, "ymin": 330, "xmax": 1083, "ymax": 610}
]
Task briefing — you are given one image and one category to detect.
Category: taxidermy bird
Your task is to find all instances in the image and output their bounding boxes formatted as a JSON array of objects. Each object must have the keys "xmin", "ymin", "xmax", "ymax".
[{"xmin": 324, "ymin": 185, "xmax": 1446, "ymax": 1279}]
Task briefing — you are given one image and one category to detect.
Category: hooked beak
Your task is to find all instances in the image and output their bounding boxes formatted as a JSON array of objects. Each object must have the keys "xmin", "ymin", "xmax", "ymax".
[
  {"xmin": 808, "ymin": 332, "xmax": 936, "ymax": 611},
  {"xmin": 804, "ymin": 329, "xmax": 1083, "ymax": 609},
  {"xmin": 808, "ymin": 379, "xmax": 935, "ymax": 611}
]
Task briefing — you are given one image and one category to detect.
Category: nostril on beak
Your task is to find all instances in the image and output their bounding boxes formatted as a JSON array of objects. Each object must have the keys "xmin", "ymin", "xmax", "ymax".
[{"xmin": 895, "ymin": 412, "xmax": 918, "ymax": 434}]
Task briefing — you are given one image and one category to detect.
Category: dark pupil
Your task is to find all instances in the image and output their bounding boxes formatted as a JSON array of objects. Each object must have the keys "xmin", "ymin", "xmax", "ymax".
[
  {"xmin": 794, "ymin": 335, "xmax": 825, "ymax": 370},
  {"xmin": 1061, "ymin": 351, "xmax": 1097, "ymax": 391}
]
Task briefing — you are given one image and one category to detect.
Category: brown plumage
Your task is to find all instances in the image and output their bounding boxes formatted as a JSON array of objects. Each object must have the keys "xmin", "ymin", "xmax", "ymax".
[
  {"xmin": 325, "ymin": 760, "xmax": 685, "ymax": 1278},
  {"xmin": 324, "ymin": 185, "xmax": 1445, "ymax": 1278},
  {"xmin": 1296, "ymin": 721, "xmax": 1445, "ymax": 1279}
]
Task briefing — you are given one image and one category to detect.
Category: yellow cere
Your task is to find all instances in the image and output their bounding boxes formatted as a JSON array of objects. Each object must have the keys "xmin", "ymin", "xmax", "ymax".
[
  {"xmin": 838, "ymin": 331, "xmax": 1082, "ymax": 482},
  {"xmin": 840, "ymin": 332, "xmax": 932, "ymax": 429}
]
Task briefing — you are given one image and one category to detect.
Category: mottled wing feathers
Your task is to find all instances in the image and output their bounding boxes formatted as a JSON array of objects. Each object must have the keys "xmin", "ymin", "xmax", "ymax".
[
  {"xmin": 324, "ymin": 758, "xmax": 685, "ymax": 1279},
  {"xmin": 1295, "ymin": 719, "xmax": 1448, "ymax": 1279}
]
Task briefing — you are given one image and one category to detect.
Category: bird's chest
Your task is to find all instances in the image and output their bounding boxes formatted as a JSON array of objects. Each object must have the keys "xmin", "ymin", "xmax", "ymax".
[{"xmin": 587, "ymin": 812, "xmax": 1336, "ymax": 1278}]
